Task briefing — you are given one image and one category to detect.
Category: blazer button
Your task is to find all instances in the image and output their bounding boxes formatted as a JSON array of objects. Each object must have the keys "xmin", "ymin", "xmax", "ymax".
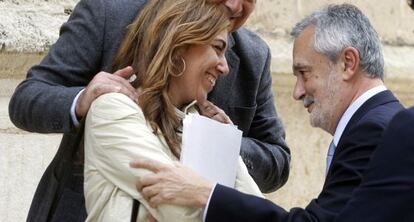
[
  {"xmin": 246, "ymin": 160, "xmax": 253, "ymax": 170},
  {"xmin": 52, "ymin": 121, "xmax": 61, "ymax": 130}
]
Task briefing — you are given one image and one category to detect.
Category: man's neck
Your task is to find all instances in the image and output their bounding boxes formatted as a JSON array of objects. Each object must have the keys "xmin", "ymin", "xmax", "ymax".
[
  {"xmin": 348, "ymin": 76, "xmax": 384, "ymax": 105},
  {"xmin": 331, "ymin": 80, "xmax": 386, "ymax": 144}
]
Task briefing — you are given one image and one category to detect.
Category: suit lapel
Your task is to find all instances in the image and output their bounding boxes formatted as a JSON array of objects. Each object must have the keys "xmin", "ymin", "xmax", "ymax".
[
  {"xmin": 336, "ymin": 90, "xmax": 398, "ymax": 149},
  {"xmin": 208, "ymin": 34, "xmax": 239, "ymax": 109}
]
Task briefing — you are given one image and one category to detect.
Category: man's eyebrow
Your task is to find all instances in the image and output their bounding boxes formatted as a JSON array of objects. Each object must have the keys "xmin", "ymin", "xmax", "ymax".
[
  {"xmin": 292, "ymin": 63, "xmax": 311, "ymax": 76},
  {"xmin": 292, "ymin": 63, "xmax": 311, "ymax": 70}
]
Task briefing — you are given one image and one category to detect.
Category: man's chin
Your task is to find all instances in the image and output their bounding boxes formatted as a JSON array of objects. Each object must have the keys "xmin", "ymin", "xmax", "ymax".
[{"xmin": 309, "ymin": 113, "xmax": 321, "ymax": 129}]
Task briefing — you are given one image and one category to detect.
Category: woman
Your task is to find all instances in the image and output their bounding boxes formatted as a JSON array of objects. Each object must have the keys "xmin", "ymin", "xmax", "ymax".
[{"xmin": 83, "ymin": 0, "xmax": 263, "ymax": 221}]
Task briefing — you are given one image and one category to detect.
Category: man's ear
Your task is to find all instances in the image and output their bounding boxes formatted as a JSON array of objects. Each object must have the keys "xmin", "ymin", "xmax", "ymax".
[{"xmin": 340, "ymin": 47, "xmax": 360, "ymax": 81}]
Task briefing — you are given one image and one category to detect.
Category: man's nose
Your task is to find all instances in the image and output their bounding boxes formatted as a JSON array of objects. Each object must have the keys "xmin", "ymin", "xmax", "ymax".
[
  {"xmin": 217, "ymin": 56, "xmax": 229, "ymax": 76},
  {"xmin": 293, "ymin": 78, "xmax": 306, "ymax": 101},
  {"xmin": 224, "ymin": 0, "xmax": 243, "ymax": 16}
]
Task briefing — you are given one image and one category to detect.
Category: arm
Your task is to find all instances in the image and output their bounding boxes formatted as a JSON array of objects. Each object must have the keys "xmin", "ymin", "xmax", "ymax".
[
  {"xmin": 240, "ymin": 47, "xmax": 290, "ymax": 193},
  {"xmin": 206, "ymin": 184, "xmax": 287, "ymax": 222},
  {"xmin": 134, "ymin": 104, "xmax": 403, "ymax": 222},
  {"xmin": 133, "ymin": 158, "xmax": 282, "ymax": 222},
  {"xmin": 208, "ymin": 120, "xmax": 394, "ymax": 222},
  {"xmin": 85, "ymin": 93, "xmax": 203, "ymax": 222},
  {"xmin": 337, "ymin": 108, "xmax": 414, "ymax": 222},
  {"xmin": 8, "ymin": 0, "xmax": 136, "ymax": 133}
]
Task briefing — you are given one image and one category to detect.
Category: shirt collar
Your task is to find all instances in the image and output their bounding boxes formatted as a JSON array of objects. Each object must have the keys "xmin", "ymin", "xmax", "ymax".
[
  {"xmin": 332, "ymin": 85, "xmax": 387, "ymax": 146},
  {"xmin": 174, "ymin": 100, "xmax": 198, "ymax": 120}
]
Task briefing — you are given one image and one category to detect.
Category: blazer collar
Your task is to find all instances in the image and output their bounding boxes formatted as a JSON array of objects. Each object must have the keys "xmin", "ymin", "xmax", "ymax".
[{"xmin": 337, "ymin": 90, "xmax": 399, "ymax": 148}]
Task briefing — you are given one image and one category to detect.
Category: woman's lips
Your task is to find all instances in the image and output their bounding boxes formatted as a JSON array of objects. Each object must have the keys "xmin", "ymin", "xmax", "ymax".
[{"xmin": 207, "ymin": 73, "xmax": 217, "ymax": 87}]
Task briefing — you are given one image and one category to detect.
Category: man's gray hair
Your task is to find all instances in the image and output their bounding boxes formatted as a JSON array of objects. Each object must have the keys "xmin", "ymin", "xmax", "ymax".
[{"xmin": 291, "ymin": 4, "xmax": 384, "ymax": 79}]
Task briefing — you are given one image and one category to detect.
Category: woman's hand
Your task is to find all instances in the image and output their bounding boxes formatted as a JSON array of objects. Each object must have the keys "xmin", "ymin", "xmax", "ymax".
[{"xmin": 198, "ymin": 100, "xmax": 233, "ymax": 124}]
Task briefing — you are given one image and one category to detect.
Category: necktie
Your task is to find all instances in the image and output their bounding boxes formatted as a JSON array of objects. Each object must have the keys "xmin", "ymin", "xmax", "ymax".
[{"xmin": 326, "ymin": 140, "xmax": 336, "ymax": 174}]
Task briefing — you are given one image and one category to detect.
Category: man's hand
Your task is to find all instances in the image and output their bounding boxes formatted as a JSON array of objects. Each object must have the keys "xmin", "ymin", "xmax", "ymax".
[
  {"xmin": 130, "ymin": 159, "xmax": 213, "ymax": 209},
  {"xmin": 75, "ymin": 66, "xmax": 139, "ymax": 119},
  {"xmin": 198, "ymin": 100, "xmax": 233, "ymax": 124}
]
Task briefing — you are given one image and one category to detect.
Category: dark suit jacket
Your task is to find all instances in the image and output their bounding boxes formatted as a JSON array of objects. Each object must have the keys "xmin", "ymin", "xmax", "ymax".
[
  {"xmin": 206, "ymin": 90, "xmax": 404, "ymax": 222},
  {"xmin": 336, "ymin": 106, "xmax": 414, "ymax": 222},
  {"xmin": 8, "ymin": 0, "xmax": 290, "ymax": 221}
]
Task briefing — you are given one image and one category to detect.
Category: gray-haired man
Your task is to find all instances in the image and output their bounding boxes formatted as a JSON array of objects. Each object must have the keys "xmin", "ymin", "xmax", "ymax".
[{"xmin": 132, "ymin": 4, "xmax": 404, "ymax": 222}]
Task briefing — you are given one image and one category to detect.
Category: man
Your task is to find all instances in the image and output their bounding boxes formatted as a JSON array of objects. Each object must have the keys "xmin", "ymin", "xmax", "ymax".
[
  {"xmin": 132, "ymin": 4, "xmax": 404, "ymax": 222},
  {"xmin": 336, "ymin": 106, "xmax": 414, "ymax": 222},
  {"xmin": 8, "ymin": 0, "xmax": 290, "ymax": 221}
]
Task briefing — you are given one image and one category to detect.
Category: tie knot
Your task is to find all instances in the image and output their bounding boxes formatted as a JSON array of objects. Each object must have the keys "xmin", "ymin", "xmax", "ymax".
[
  {"xmin": 326, "ymin": 140, "xmax": 336, "ymax": 174},
  {"xmin": 327, "ymin": 140, "xmax": 336, "ymax": 156}
]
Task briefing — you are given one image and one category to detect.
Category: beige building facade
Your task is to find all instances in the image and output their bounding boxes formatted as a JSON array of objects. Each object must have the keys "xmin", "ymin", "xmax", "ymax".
[{"xmin": 1, "ymin": 0, "xmax": 414, "ymax": 221}]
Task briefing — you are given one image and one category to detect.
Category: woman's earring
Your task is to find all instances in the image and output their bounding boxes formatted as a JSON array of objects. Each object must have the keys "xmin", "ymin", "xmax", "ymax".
[{"xmin": 171, "ymin": 57, "xmax": 186, "ymax": 77}]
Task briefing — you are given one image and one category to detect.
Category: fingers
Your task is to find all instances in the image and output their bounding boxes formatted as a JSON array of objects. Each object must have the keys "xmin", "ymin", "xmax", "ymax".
[
  {"xmin": 211, "ymin": 110, "xmax": 233, "ymax": 124},
  {"xmin": 75, "ymin": 69, "xmax": 139, "ymax": 118},
  {"xmin": 199, "ymin": 100, "xmax": 216, "ymax": 117},
  {"xmin": 132, "ymin": 160, "xmax": 213, "ymax": 208},
  {"xmin": 130, "ymin": 158, "xmax": 167, "ymax": 173},
  {"xmin": 141, "ymin": 183, "xmax": 166, "ymax": 208},
  {"xmin": 106, "ymin": 74, "xmax": 138, "ymax": 101},
  {"xmin": 199, "ymin": 101, "xmax": 233, "ymax": 124},
  {"xmin": 136, "ymin": 173, "xmax": 171, "ymax": 208},
  {"xmin": 113, "ymin": 66, "xmax": 134, "ymax": 79},
  {"xmin": 147, "ymin": 213, "xmax": 158, "ymax": 222},
  {"xmin": 148, "ymin": 193, "xmax": 169, "ymax": 208}
]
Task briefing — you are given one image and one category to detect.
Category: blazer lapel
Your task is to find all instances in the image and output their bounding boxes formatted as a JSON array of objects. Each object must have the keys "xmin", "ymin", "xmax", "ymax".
[
  {"xmin": 208, "ymin": 34, "xmax": 239, "ymax": 109},
  {"xmin": 336, "ymin": 90, "xmax": 398, "ymax": 149}
]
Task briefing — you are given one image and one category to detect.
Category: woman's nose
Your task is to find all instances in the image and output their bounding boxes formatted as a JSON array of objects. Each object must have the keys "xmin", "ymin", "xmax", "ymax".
[{"xmin": 217, "ymin": 57, "xmax": 229, "ymax": 76}]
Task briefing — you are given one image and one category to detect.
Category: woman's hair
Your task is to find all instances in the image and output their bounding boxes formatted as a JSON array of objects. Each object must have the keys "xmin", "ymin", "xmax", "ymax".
[{"xmin": 113, "ymin": 0, "xmax": 230, "ymax": 158}]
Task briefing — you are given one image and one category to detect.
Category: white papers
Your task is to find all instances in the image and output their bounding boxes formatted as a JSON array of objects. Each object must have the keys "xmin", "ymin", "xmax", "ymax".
[{"xmin": 180, "ymin": 114, "xmax": 242, "ymax": 188}]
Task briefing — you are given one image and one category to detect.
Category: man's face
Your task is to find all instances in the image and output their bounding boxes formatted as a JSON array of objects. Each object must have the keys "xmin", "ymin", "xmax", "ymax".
[
  {"xmin": 292, "ymin": 26, "xmax": 344, "ymax": 134},
  {"xmin": 213, "ymin": 0, "xmax": 256, "ymax": 32}
]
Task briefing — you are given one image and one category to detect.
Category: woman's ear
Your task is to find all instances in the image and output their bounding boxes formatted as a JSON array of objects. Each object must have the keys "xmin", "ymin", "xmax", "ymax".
[
  {"xmin": 340, "ymin": 47, "xmax": 360, "ymax": 81},
  {"xmin": 170, "ymin": 49, "xmax": 187, "ymax": 77}
]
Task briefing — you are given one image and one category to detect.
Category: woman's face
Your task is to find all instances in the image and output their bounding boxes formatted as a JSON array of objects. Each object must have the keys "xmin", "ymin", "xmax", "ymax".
[{"xmin": 169, "ymin": 31, "xmax": 229, "ymax": 108}]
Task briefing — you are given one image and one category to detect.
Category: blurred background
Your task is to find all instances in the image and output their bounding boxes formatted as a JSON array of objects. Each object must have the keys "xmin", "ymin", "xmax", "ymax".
[{"xmin": 1, "ymin": 0, "xmax": 413, "ymax": 221}]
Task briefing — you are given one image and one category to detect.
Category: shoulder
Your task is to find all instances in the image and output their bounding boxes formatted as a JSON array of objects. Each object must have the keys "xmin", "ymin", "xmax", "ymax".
[
  {"xmin": 232, "ymin": 28, "xmax": 269, "ymax": 51},
  {"xmin": 338, "ymin": 91, "xmax": 402, "ymax": 144},
  {"xmin": 73, "ymin": 0, "xmax": 146, "ymax": 24},
  {"xmin": 231, "ymin": 28, "xmax": 270, "ymax": 58},
  {"xmin": 103, "ymin": 0, "xmax": 147, "ymax": 15},
  {"xmin": 88, "ymin": 92, "xmax": 143, "ymax": 121},
  {"xmin": 359, "ymin": 100, "xmax": 403, "ymax": 129},
  {"xmin": 396, "ymin": 106, "xmax": 414, "ymax": 120},
  {"xmin": 350, "ymin": 90, "xmax": 403, "ymax": 131},
  {"xmin": 82, "ymin": 0, "xmax": 146, "ymax": 9},
  {"xmin": 386, "ymin": 106, "xmax": 414, "ymax": 131}
]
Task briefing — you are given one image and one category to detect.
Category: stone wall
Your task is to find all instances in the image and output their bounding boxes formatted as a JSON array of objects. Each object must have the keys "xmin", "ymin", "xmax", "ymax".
[{"xmin": 1, "ymin": 0, "xmax": 414, "ymax": 221}]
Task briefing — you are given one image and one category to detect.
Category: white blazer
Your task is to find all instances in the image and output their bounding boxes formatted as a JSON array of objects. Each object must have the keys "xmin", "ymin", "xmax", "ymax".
[{"xmin": 84, "ymin": 93, "xmax": 263, "ymax": 222}]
